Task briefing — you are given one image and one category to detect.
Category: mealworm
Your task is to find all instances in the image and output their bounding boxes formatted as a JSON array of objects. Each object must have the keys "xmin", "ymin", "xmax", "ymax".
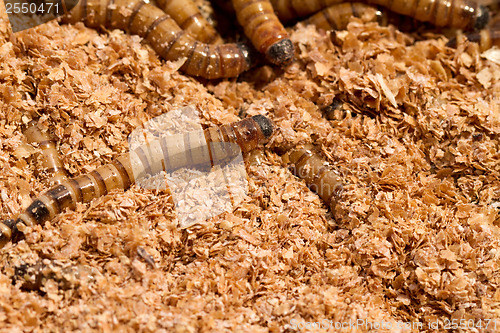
[
  {"xmin": 270, "ymin": 0, "xmax": 343, "ymax": 22},
  {"xmin": 270, "ymin": 0, "xmax": 489, "ymax": 29},
  {"xmin": 61, "ymin": 0, "xmax": 251, "ymax": 79},
  {"xmin": 447, "ymin": 27, "xmax": 500, "ymax": 51},
  {"xmin": 232, "ymin": 0, "xmax": 295, "ymax": 66},
  {"xmin": 303, "ymin": 3, "xmax": 382, "ymax": 31},
  {"xmin": 24, "ymin": 121, "xmax": 67, "ymax": 185},
  {"xmin": 13, "ymin": 260, "xmax": 95, "ymax": 291},
  {"xmin": 303, "ymin": 3, "xmax": 417, "ymax": 32},
  {"xmin": 282, "ymin": 144, "xmax": 343, "ymax": 212},
  {"xmin": 154, "ymin": 0, "xmax": 223, "ymax": 44},
  {"xmin": 0, "ymin": 115, "xmax": 274, "ymax": 248},
  {"xmin": 367, "ymin": 0, "xmax": 489, "ymax": 30},
  {"xmin": 302, "ymin": 2, "xmax": 430, "ymax": 35}
]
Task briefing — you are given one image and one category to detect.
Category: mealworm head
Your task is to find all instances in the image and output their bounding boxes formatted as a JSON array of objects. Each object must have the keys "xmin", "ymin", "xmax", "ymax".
[
  {"xmin": 475, "ymin": 5, "xmax": 489, "ymax": 30},
  {"xmin": 252, "ymin": 115, "xmax": 274, "ymax": 138},
  {"xmin": 266, "ymin": 38, "xmax": 295, "ymax": 66}
]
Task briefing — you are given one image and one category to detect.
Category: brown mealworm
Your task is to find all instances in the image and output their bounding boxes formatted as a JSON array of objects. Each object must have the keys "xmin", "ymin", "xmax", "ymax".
[
  {"xmin": 61, "ymin": 0, "xmax": 251, "ymax": 79},
  {"xmin": 303, "ymin": 2, "xmax": 417, "ymax": 32},
  {"xmin": 282, "ymin": 144, "xmax": 343, "ymax": 212},
  {"xmin": 13, "ymin": 260, "xmax": 95, "ymax": 291},
  {"xmin": 270, "ymin": 0, "xmax": 343, "ymax": 22},
  {"xmin": 155, "ymin": 0, "xmax": 223, "ymax": 44},
  {"xmin": 24, "ymin": 121, "xmax": 67, "ymax": 185},
  {"xmin": 232, "ymin": 0, "xmax": 295, "ymax": 65},
  {"xmin": 367, "ymin": 0, "xmax": 489, "ymax": 30},
  {"xmin": 303, "ymin": 2, "xmax": 382, "ymax": 31},
  {"xmin": 0, "ymin": 115, "xmax": 274, "ymax": 248},
  {"xmin": 270, "ymin": 0, "xmax": 489, "ymax": 29}
]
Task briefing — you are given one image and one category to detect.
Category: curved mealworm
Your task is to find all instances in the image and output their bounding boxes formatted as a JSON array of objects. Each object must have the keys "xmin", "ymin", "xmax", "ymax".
[
  {"xmin": 303, "ymin": 3, "xmax": 382, "ymax": 31},
  {"xmin": 303, "ymin": 3, "xmax": 427, "ymax": 36},
  {"xmin": 303, "ymin": 2, "xmax": 417, "ymax": 32},
  {"xmin": 447, "ymin": 27, "xmax": 500, "ymax": 51},
  {"xmin": 154, "ymin": 0, "xmax": 223, "ymax": 44},
  {"xmin": 0, "ymin": 115, "xmax": 274, "ymax": 248},
  {"xmin": 270, "ymin": 0, "xmax": 489, "ymax": 29},
  {"xmin": 269, "ymin": 0, "xmax": 343, "ymax": 22},
  {"xmin": 61, "ymin": 0, "xmax": 251, "ymax": 79},
  {"xmin": 24, "ymin": 121, "xmax": 67, "ymax": 185},
  {"xmin": 367, "ymin": 0, "xmax": 489, "ymax": 30},
  {"xmin": 232, "ymin": 0, "xmax": 295, "ymax": 66},
  {"xmin": 282, "ymin": 144, "xmax": 343, "ymax": 212}
]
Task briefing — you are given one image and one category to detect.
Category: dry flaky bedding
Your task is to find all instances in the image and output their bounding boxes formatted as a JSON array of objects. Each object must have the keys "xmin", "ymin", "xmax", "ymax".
[{"xmin": 0, "ymin": 1, "xmax": 499, "ymax": 332}]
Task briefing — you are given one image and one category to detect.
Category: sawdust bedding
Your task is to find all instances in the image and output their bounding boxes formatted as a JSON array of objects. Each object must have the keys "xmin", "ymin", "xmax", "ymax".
[{"xmin": 0, "ymin": 1, "xmax": 499, "ymax": 332}]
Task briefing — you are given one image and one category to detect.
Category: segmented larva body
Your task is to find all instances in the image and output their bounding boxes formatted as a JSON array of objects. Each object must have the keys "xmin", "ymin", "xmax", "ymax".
[
  {"xmin": 367, "ymin": 0, "xmax": 489, "ymax": 30},
  {"xmin": 447, "ymin": 27, "xmax": 500, "ymax": 51},
  {"xmin": 303, "ymin": 3, "xmax": 418, "ymax": 33},
  {"xmin": 24, "ymin": 121, "xmax": 67, "ymax": 185},
  {"xmin": 283, "ymin": 144, "xmax": 343, "ymax": 212},
  {"xmin": 61, "ymin": 0, "xmax": 251, "ymax": 79},
  {"xmin": 0, "ymin": 115, "xmax": 274, "ymax": 247},
  {"xmin": 270, "ymin": 0, "xmax": 489, "ymax": 29},
  {"xmin": 303, "ymin": 2, "xmax": 386, "ymax": 31},
  {"xmin": 232, "ymin": 0, "xmax": 295, "ymax": 65},
  {"xmin": 155, "ymin": 0, "xmax": 223, "ymax": 44},
  {"xmin": 270, "ymin": 0, "xmax": 343, "ymax": 22},
  {"xmin": 13, "ymin": 260, "xmax": 93, "ymax": 291}
]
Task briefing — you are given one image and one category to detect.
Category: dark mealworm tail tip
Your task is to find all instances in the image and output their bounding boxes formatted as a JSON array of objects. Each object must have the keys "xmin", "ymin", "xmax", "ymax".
[
  {"xmin": 446, "ymin": 37, "xmax": 458, "ymax": 48},
  {"xmin": 251, "ymin": 115, "xmax": 274, "ymax": 138},
  {"xmin": 265, "ymin": 39, "xmax": 295, "ymax": 66},
  {"xmin": 475, "ymin": 5, "xmax": 489, "ymax": 30},
  {"xmin": 237, "ymin": 42, "xmax": 255, "ymax": 68}
]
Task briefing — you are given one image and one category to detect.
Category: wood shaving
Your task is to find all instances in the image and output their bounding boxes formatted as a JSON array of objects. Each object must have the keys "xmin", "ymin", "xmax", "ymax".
[{"xmin": 0, "ymin": 4, "xmax": 499, "ymax": 332}]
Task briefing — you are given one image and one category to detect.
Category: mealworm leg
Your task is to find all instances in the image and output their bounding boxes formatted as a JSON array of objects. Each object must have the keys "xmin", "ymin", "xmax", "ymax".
[{"xmin": 137, "ymin": 246, "xmax": 156, "ymax": 268}]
